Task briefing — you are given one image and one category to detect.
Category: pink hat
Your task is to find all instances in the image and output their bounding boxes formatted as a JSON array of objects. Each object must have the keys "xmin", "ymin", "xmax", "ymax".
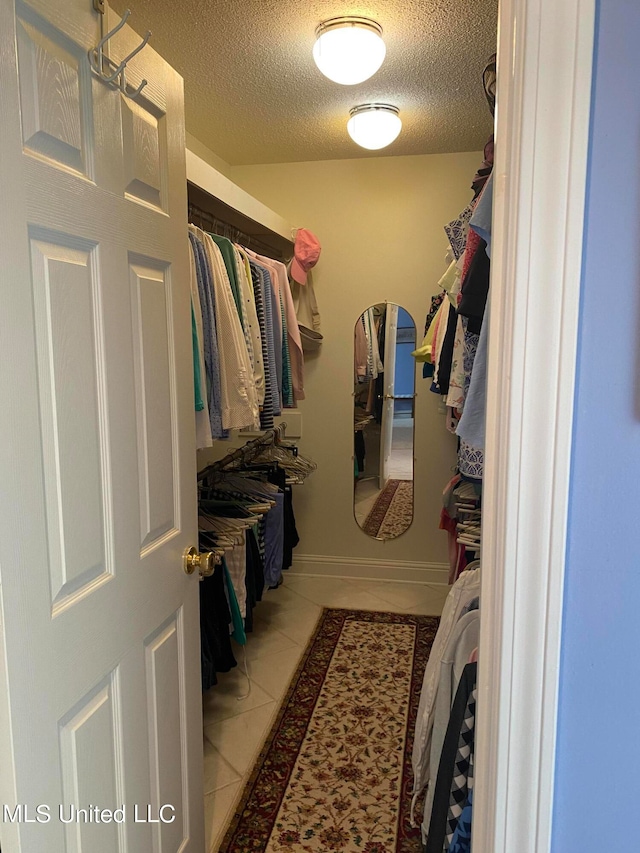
[{"xmin": 291, "ymin": 228, "xmax": 321, "ymax": 285}]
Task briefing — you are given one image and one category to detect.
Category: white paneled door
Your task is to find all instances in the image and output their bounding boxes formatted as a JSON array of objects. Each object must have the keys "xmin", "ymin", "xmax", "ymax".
[
  {"xmin": 0, "ymin": 1, "xmax": 203, "ymax": 851},
  {"xmin": 379, "ymin": 303, "xmax": 398, "ymax": 491}
]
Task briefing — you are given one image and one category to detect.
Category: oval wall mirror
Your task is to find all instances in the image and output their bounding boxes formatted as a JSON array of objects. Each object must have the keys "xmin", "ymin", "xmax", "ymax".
[{"xmin": 354, "ymin": 303, "xmax": 416, "ymax": 539}]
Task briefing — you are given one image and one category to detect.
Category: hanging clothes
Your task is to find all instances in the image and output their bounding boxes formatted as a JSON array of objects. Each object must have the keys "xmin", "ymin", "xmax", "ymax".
[
  {"xmin": 291, "ymin": 271, "xmax": 322, "ymax": 342},
  {"xmin": 456, "ymin": 177, "xmax": 495, "ymax": 450},
  {"xmin": 280, "ymin": 297, "xmax": 294, "ymax": 408},
  {"xmin": 432, "ymin": 300, "xmax": 458, "ymax": 396},
  {"xmin": 235, "ymin": 246, "xmax": 265, "ymax": 405},
  {"xmin": 457, "ymin": 303, "xmax": 489, "ymax": 450},
  {"xmin": 445, "ymin": 315, "xmax": 466, "ymax": 413},
  {"xmin": 244, "ymin": 527, "xmax": 265, "ymax": 633},
  {"xmin": 440, "ymin": 474, "xmax": 467, "ymax": 583},
  {"xmin": 249, "ymin": 259, "xmax": 281, "ymax": 420},
  {"xmin": 373, "ymin": 312, "xmax": 386, "ymax": 424},
  {"xmin": 421, "ymin": 609, "xmax": 479, "ymax": 841},
  {"xmin": 411, "ymin": 567, "xmax": 481, "ymax": 827},
  {"xmin": 264, "ymin": 489, "xmax": 285, "ymax": 589},
  {"xmin": 458, "ymin": 237, "xmax": 490, "ymax": 337},
  {"xmin": 409, "ymin": 144, "xmax": 491, "ymax": 848},
  {"xmin": 282, "ymin": 480, "xmax": 300, "ymax": 572},
  {"xmin": 415, "ymin": 140, "xmax": 494, "ymax": 574},
  {"xmin": 354, "ymin": 315, "xmax": 369, "ymax": 382},
  {"xmin": 469, "ymin": 170, "xmax": 494, "ymax": 257},
  {"xmin": 191, "ymin": 302, "xmax": 204, "ymax": 413},
  {"xmin": 246, "ymin": 250, "xmax": 305, "ymax": 403},
  {"xmin": 201, "ymin": 232, "xmax": 260, "ymax": 431},
  {"xmin": 439, "ymin": 257, "xmax": 463, "ymax": 305},
  {"xmin": 199, "ymin": 564, "xmax": 237, "ymax": 690},
  {"xmin": 188, "ymin": 215, "xmax": 318, "ymax": 440},
  {"xmin": 355, "ymin": 308, "xmax": 384, "ymax": 383},
  {"xmin": 197, "ymin": 430, "xmax": 316, "ymax": 690},
  {"xmin": 445, "ymin": 691, "xmax": 476, "ymax": 851},
  {"xmin": 209, "ymin": 233, "xmax": 244, "ymax": 323},
  {"xmin": 224, "ymin": 532, "xmax": 248, "ymax": 618},
  {"xmin": 449, "ymin": 787, "xmax": 474, "ymax": 853},
  {"xmin": 424, "ymin": 663, "xmax": 477, "ymax": 853},
  {"xmin": 444, "ymin": 203, "xmax": 475, "ymax": 262},
  {"xmin": 267, "ymin": 269, "xmax": 284, "ymax": 407},
  {"xmin": 188, "ymin": 243, "xmax": 213, "ymax": 448},
  {"xmin": 189, "ymin": 227, "xmax": 227, "ymax": 440},
  {"xmin": 429, "ymin": 298, "xmax": 448, "ymax": 387},
  {"xmin": 413, "ymin": 292, "xmax": 446, "ymax": 380},
  {"xmin": 223, "ymin": 559, "xmax": 247, "ymax": 646}
]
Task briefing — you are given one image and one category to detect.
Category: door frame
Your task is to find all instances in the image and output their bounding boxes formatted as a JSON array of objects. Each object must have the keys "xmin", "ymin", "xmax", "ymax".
[
  {"xmin": 474, "ymin": 0, "xmax": 595, "ymax": 851},
  {"xmin": 0, "ymin": 0, "xmax": 597, "ymax": 851},
  {"xmin": 380, "ymin": 302, "xmax": 399, "ymax": 490}
]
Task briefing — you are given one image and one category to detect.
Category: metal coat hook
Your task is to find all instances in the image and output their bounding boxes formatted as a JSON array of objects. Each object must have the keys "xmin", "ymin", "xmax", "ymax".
[
  {"xmin": 119, "ymin": 67, "xmax": 148, "ymax": 99},
  {"xmin": 88, "ymin": 7, "xmax": 151, "ymax": 99},
  {"xmin": 118, "ymin": 26, "xmax": 151, "ymax": 70},
  {"xmin": 88, "ymin": 9, "xmax": 129, "ymax": 82}
]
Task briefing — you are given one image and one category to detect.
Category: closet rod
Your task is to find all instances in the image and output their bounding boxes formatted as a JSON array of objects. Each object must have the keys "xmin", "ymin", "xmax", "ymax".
[
  {"xmin": 197, "ymin": 423, "xmax": 288, "ymax": 482},
  {"xmin": 188, "ymin": 201, "xmax": 279, "ymax": 259}
]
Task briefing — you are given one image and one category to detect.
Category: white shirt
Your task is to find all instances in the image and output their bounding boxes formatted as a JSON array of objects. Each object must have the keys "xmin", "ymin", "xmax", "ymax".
[
  {"xmin": 411, "ymin": 568, "xmax": 481, "ymax": 825},
  {"xmin": 200, "ymin": 231, "xmax": 260, "ymax": 431},
  {"xmin": 235, "ymin": 247, "xmax": 266, "ymax": 406},
  {"xmin": 421, "ymin": 609, "xmax": 480, "ymax": 841}
]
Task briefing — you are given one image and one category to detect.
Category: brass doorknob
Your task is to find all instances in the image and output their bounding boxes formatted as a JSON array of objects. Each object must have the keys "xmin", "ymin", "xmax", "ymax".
[{"xmin": 183, "ymin": 546, "xmax": 216, "ymax": 578}]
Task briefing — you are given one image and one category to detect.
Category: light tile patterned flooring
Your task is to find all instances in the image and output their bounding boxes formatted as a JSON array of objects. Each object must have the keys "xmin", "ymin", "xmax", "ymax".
[{"xmin": 203, "ymin": 574, "xmax": 449, "ymax": 851}]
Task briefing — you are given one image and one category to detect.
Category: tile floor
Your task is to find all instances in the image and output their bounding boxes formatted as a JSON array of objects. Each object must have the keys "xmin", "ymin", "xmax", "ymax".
[
  {"xmin": 387, "ymin": 419, "xmax": 414, "ymax": 480},
  {"xmin": 203, "ymin": 574, "xmax": 449, "ymax": 851},
  {"xmin": 354, "ymin": 477, "xmax": 384, "ymax": 526}
]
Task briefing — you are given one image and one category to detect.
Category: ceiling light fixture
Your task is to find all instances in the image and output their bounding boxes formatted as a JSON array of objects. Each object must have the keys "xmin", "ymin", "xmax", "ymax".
[
  {"xmin": 313, "ymin": 17, "xmax": 386, "ymax": 85},
  {"xmin": 347, "ymin": 104, "xmax": 402, "ymax": 150}
]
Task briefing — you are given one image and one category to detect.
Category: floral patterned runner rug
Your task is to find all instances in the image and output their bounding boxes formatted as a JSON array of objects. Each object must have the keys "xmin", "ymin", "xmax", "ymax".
[
  {"xmin": 362, "ymin": 481, "xmax": 414, "ymax": 539},
  {"xmin": 220, "ymin": 608, "xmax": 439, "ymax": 853}
]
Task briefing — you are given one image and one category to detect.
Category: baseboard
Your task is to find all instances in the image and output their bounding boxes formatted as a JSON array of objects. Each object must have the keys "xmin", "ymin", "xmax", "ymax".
[{"xmin": 288, "ymin": 554, "xmax": 450, "ymax": 586}]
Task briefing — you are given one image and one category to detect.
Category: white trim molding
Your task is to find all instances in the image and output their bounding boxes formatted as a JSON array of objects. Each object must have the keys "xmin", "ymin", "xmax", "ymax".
[
  {"xmin": 290, "ymin": 555, "xmax": 449, "ymax": 586},
  {"xmin": 474, "ymin": 2, "xmax": 595, "ymax": 853}
]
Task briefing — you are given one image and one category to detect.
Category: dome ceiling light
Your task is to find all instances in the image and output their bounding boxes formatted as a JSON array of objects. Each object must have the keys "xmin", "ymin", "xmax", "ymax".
[
  {"xmin": 347, "ymin": 104, "xmax": 402, "ymax": 150},
  {"xmin": 313, "ymin": 16, "xmax": 386, "ymax": 85}
]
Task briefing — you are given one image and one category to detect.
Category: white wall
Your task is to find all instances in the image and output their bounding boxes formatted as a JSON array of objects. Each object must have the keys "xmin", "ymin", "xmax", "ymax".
[
  {"xmin": 224, "ymin": 152, "xmax": 481, "ymax": 583},
  {"xmin": 186, "ymin": 132, "xmax": 237, "ymax": 180}
]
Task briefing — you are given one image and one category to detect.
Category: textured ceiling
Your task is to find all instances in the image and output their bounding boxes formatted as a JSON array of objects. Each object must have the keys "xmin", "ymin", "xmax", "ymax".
[{"xmin": 111, "ymin": 0, "xmax": 497, "ymax": 165}]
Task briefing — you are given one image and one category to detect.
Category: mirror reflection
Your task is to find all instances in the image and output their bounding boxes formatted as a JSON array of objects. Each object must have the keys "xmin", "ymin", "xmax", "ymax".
[{"xmin": 354, "ymin": 303, "xmax": 416, "ymax": 539}]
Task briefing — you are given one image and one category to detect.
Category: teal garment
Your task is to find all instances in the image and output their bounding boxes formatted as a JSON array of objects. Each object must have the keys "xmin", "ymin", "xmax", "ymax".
[
  {"xmin": 280, "ymin": 295, "xmax": 294, "ymax": 407},
  {"xmin": 209, "ymin": 234, "xmax": 244, "ymax": 327},
  {"xmin": 191, "ymin": 301, "xmax": 205, "ymax": 412},
  {"xmin": 223, "ymin": 560, "xmax": 246, "ymax": 646}
]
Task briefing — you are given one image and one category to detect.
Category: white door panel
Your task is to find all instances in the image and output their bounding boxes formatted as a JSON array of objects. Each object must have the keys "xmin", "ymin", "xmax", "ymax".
[
  {"xmin": 130, "ymin": 257, "xmax": 179, "ymax": 553},
  {"xmin": 379, "ymin": 304, "xmax": 398, "ymax": 490},
  {"xmin": 0, "ymin": 1, "xmax": 203, "ymax": 851}
]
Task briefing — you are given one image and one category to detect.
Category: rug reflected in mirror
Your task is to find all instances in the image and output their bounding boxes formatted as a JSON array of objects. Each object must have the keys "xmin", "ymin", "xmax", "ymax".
[{"xmin": 362, "ymin": 479, "xmax": 414, "ymax": 539}]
